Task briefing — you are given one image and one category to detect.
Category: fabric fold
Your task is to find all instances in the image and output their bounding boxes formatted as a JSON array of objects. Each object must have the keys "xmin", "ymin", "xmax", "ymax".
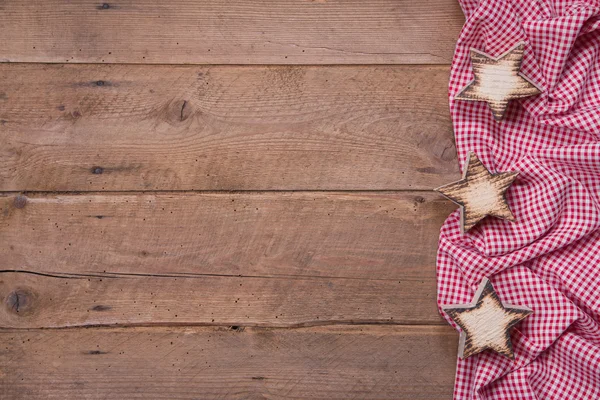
[{"xmin": 438, "ymin": 0, "xmax": 600, "ymax": 398}]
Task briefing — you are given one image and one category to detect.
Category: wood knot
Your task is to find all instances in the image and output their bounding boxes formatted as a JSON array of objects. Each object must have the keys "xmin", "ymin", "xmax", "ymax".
[
  {"xmin": 179, "ymin": 100, "xmax": 192, "ymax": 121},
  {"xmin": 92, "ymin": 166, "xmax": 104, "ymax": 174},
  {"xmin": 5, "ymin": 289, "xmax": 35, "ymax": 315},
  {"xmin": 91, "ymin": 305, "xmax": 112, "ymax": 312},
  {"xmin": 414, "ymin": 196, "xmax": 426, "ymax": 204},
  {"xmin": 13, "ymin": 195, "xmax": 27, "ymax": 209},
  {"xmin": 164, "ymin": 99, "xmax": 193, "ymax": 124},
  {"xmin": 86, "ymin": 350, "xmax": 108, "ymax": 355}
]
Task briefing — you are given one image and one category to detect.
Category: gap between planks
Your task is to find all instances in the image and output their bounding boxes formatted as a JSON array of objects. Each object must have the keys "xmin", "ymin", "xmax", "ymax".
[
  {"xmin": 0, "ymin": 62, "xmax": 453, "ymax": 67},
  {"xmin": 0, "ymin": 268, "xmax": 434, "ymax": 282},
  {"xmin": 0, "ymin": 324, "xmax": 453, "ymax": 331},
  {"xmin": 1, "ymin": 189, "xmax": 436, "ymax": 195}
]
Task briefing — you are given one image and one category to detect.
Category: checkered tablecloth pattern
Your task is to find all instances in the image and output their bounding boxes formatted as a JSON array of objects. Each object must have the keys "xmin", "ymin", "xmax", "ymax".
[{"xmin": 437, "ymin": 0, "xmax": 600, "ymax": 398}]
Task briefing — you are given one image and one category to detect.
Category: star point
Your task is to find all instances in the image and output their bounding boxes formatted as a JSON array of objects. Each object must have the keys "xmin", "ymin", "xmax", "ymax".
[
  {"xmin": 442, "ymin": 278, "xmax": 532, "ymax": 360},
  {"xmin": 455, "ymin": 42, "xmax": 541, "ymax": 121},
  {"xmin": 435, "ymin": 152, "xmax": 518, "ymax": 234}
]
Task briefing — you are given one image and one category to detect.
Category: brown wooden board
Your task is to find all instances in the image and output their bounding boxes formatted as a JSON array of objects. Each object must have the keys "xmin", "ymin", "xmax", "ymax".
[
  {"xmin": 0, "ymin": 325, "xmax": 457, "ymax": 399},
  {"xmin": 0, "ymin": 0, "xmax": 464, "ymax": 65},
  {"xmin": 0, "ymin": 64, "xmax": 458, "ymax": 191},
  {"xmin": 0, "ymin": 192, "xmax": 453, "ymax": 279},
  {"xmin": 0, "ymin": 1, "xmax": 463, "ymax": 397},
  {"xmin": 0, "ymin": 270, "xmax": 444, "ymax": 329}
]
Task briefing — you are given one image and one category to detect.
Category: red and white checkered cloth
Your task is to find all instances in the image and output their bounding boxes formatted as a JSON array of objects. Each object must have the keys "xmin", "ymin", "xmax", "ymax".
[{"xmin": 438, "ymin": 0, "xmax": 600, "ymax": 398}]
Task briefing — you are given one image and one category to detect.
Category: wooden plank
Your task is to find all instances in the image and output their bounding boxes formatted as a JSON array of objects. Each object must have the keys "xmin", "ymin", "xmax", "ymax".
[
  {"xmin": 0, "ymin": 270, "xmax": 444, "ymax": 329},
  {"xmin": 0, "ymin": 192, "xmax": 453, "ymax": 279},
  {"xmin": 0, "ymin": 192, "xmax": 454, "ymax": 280},
  {"xmin": 0, "ymin": 325, "xmax": 457, "ymax": 399},
  {"xmin": 0, "ymin": 0, "xmax": 464, "ymax": 65},
  {"xmin": 0, "ymin": 64, "xmax": 458, "ymax": 191}
]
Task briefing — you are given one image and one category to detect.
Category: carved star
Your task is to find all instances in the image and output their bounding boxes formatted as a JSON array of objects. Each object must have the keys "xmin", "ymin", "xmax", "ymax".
[
  {"xmin": 435, "ymin": 152, "xmax": 518, "ymax": 234},
  {"xmin": 442, "ymin": 278, "xmax": 532, "ymax": 360},
  {"xmin": 455, "ymin": 42, "xmax": 541, "ymax": 121}
]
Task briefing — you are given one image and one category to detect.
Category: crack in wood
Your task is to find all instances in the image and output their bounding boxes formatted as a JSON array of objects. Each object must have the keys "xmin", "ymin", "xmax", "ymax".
[
  {"xmin": 2, "ymin": 319, "xmax": 446, "ymax": 331},
  {"xmin": 0, "ymin": 269, "xmax": 434, "ymax": 283},
  {"xmin": 180, "ymin": 100, "xmax": 187, "ymax": 121}
]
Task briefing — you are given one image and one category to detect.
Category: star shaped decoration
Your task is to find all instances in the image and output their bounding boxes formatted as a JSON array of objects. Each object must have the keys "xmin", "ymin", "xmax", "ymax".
[
  {"xmin": 435, "ymin": 152, "xmax": 518, "ymax": 234},
  {"xmin": 455, "ymin": 42, "xmax": 541, "ymax": 121},
  {"xmin": 442, "ymin": 278, "xmax": 532, "ymax": 360}
]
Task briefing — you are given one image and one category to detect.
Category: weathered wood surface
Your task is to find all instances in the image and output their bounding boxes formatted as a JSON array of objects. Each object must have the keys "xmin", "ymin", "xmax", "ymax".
[
  {"xmin": 0, "ymin": 64, "xmax": 457, "ymax": 191},
  {"xmin": 0, "ymin": 192, "xmax": 453, "ymax": 279},
  {"xmin": 0, "ymin": 1, "xmax": 462, "ymax": 395},
  {"xmin": 0, "ymin": 0, "xmax": 464, "ymax": 65},
  {"xmin": 0, "ymin": 270, "xmax": 443, "ymax": 329},
  {"xmin": 0, "ymin": 325, "xmax": 457, "ymax": 399}
]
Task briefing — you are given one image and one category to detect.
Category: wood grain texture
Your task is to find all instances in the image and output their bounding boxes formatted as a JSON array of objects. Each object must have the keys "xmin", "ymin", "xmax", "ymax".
[
  {"xmin": 0, "ymin": 270, "xmax": 443, "ymax": 329},
  {"xmin": 0, "ymin": 0, "xmax": 464, "ymax": 65},
  {"xmin": 0, "ymin": 1, "xmax": 463, "ymax": 397},
  {"xmin": 0, "ymin": 192, "xmax": 453, "ymax": 279},
  {"xmin": 0, "ymin": 64, "xmax": 458, "ymax": 191},
  {"xmin": 0, "ymin": 325, "xmax": 457, "ymax": 399}
]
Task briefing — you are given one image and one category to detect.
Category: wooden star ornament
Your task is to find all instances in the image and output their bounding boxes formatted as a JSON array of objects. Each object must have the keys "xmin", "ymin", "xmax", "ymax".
[
  {"xmin": 435, "ymin": 152, "xmax": 518, "ymax": 234},
  {"xmin": 455, "ymin": 42, "xmax": 541, "ymax": 121},
  {"xmin": 442, "ymin": 278, "xmax": 532, "ymax": 360}
]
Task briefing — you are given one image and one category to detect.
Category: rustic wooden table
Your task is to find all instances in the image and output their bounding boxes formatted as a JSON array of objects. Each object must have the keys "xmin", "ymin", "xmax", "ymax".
[{"xmin": 0, "ymin": 1, "xmax": 464, "ymax": 398}]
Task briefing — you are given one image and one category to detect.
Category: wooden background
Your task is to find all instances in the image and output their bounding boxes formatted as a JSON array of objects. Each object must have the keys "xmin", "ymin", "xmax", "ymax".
[{"xmin": 0, "ymin": 1, "xmax": 464, "ymax": 398}]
